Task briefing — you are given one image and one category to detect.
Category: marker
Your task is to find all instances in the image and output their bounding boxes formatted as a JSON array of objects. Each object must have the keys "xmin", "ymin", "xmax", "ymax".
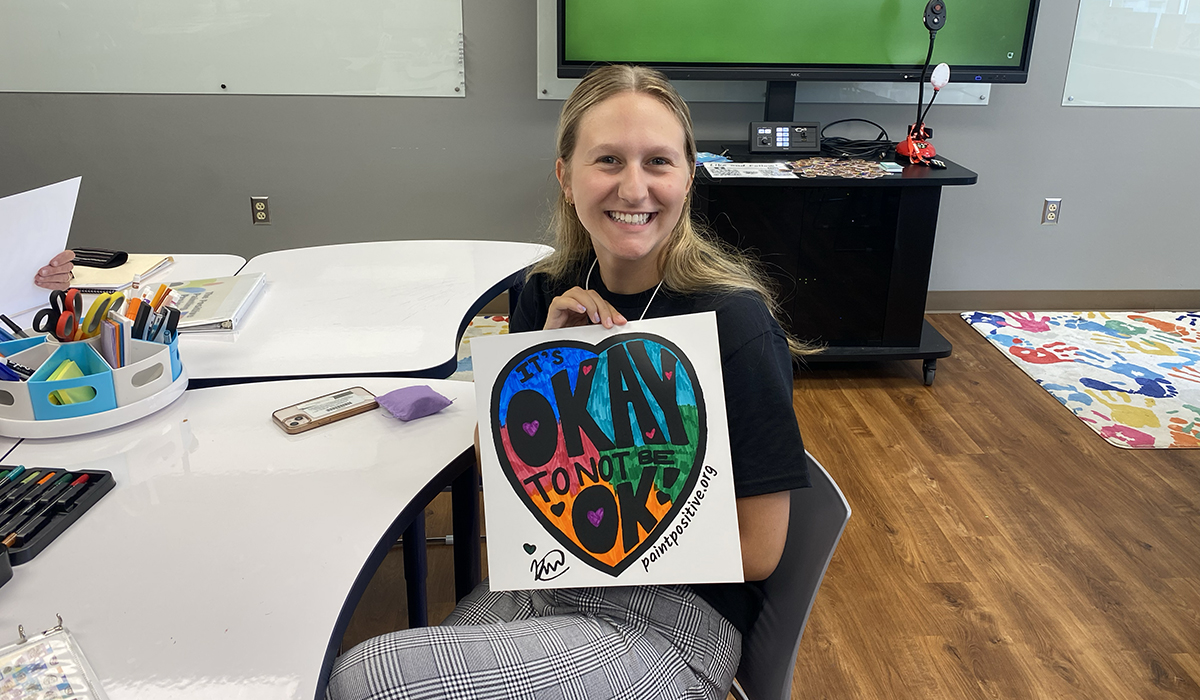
[
  {"xmin": 0, "ymin": 470, "xmax": 43, "ymax": 510},
  {"xmin": 5, "ymin": 360, "xmax": 35, "ymax": 379},
  {"xmin": 159, "ymin": 308, "xmax": 181, "ymax": 342},
  {"xmin": 149, "ymin": 284, "xmax": 170, "ymax": 312},
  {"xmin": 3, "ymin": 474, "xmax": 89, "ymax": 548},
  {"xmin": 145, "ymin": 309, "xmax": 167, "ymax": 342},
  {"xmin": 132, "ymin": 303, "xmax": 152, "ymax": 340},
  {"xmin": 0, "ymin": 363, "xmax": 21, "ymax": 382},
  {"xmin": 0, "ymin": 472, "xmax": 57, "ymax": 531},
  {"xmin": 0, "ymin": 466, "xmax": 30, "ymax": 499},
  {"xmin": 0, "ymin": 473, "xmax": 72, "ymax": 539},
  {"xmin": 0, "ymin": 314, "xmax": 28, "ymax": 339}
]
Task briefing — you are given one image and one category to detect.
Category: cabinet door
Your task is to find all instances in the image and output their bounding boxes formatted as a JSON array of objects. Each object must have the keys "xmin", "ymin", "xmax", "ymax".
[{"xmin": 697, "ymin": 185, "xmax": 900, "ymax": 346}]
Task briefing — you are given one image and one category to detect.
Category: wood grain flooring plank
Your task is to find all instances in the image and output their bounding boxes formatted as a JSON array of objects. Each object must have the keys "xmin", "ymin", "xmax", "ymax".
[
  {"xmin": 1173, "ymin": 653, "xmax": 1200, "ymax": 691},
  {"xmin": 791, "ymin": 314, "xmax": 1200, "ymax": 700}
]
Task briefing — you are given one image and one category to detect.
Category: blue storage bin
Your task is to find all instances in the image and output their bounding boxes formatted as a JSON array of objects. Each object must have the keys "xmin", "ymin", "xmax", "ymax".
[
  {"xmin": 0, "ymin": 335, "xmax": 46, "ymax": 357},
  {"xmin": 167, "ymin": 332, "xmax": 182, "ymax": 380},
  {"xmin": 26, "ymin": 342, "xmax": 117, "ymax": 420}
]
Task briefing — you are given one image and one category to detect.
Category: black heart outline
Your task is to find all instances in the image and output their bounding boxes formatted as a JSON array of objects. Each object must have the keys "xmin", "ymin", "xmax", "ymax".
[{"xmin": 490, "ymin": 333, "xmax": 706, "ymax": 577}]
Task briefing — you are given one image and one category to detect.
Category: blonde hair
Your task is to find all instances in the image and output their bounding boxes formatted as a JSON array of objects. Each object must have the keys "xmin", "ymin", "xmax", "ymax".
[{"xmin": 532, "ymin": 64, "xmax": 812, "ymax": 356}]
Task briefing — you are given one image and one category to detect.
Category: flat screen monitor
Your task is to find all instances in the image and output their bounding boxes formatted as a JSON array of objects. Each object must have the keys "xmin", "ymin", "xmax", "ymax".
[{"xmin": 558, "ymin": 0, "xmax": 1041, "ymax": 84}]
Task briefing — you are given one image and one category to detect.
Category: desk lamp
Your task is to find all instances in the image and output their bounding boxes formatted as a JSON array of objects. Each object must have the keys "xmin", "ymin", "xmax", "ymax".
[{"xmin": 896, "ymin": 0, "xmax": 948, "ymax": 165}]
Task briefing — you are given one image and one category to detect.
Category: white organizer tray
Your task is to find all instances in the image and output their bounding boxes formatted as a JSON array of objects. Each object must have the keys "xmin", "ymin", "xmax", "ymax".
[{"xmin": 0, "ymin": 368, "xmax": 188, "ymax": 439}]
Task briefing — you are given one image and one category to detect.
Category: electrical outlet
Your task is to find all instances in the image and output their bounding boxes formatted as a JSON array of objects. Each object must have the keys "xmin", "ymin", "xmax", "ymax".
[
  {"xmin": 251, "ymin": 196, "xmax": 270, "ymax": 225},
  {"xmin": 1042, "ymin": 198, "xmax": 1061, "ymax": 225}
]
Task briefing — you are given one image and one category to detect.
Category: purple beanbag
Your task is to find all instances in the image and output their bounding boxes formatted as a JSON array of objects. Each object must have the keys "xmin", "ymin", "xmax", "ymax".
[{"xmin": 377, "ymin": 385, "xmax": 454, "ymax": 421}]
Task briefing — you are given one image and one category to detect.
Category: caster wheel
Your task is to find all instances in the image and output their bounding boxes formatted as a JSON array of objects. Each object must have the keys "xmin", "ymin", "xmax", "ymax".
[{"xmin": 923, "ymin": 359, "xmax": 936, "ymax": 386}]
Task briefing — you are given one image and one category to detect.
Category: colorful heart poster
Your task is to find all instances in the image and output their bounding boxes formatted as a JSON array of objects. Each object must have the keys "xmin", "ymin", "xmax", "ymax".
[{"xmin": 471, "ymin": 312, "xmax": 743, "ymax": 590}]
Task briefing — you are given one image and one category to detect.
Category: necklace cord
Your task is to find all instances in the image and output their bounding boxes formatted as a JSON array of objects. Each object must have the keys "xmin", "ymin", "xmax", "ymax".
[{"xmin": 584, "ymin": 259, "xmax": 663, "ymax": 321}]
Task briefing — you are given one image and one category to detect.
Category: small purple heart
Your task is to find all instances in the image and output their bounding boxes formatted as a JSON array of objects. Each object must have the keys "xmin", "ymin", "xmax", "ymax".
[
  {"xmin": 522, "ymin": 420, "xmax": 539, "ymax": 436},
  {"xmin": 587, "ymin": 508, "xmax": 604, "ymax": 527}
]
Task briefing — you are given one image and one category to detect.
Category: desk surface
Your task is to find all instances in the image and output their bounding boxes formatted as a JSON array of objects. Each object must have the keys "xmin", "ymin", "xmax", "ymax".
[
  {"xmin": 0, "ymin": 376, "xmax": 477, "ymax": 700},
  {"xmin": 179, "ymin": 240, "xmax": 551, "ymax": 384},
  {"xmin": 151, "ymin": 253, "xmax": 247, "ymax": 282}
]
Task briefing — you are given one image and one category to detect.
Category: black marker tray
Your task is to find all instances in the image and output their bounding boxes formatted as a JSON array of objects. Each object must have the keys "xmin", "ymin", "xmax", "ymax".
[
  {"xmin": 0, "ymin": 546, "xmax": 10, "ymax": 588},
  {"xmin": 0, "ymin": 468, "xmax": 114, "ymax": 566}
]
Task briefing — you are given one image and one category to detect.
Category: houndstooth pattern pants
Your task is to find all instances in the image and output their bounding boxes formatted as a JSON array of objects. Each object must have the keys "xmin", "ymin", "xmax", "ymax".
[{"xmin": 326, "ymin": 580, "xmax": 741, "ymax": 700}]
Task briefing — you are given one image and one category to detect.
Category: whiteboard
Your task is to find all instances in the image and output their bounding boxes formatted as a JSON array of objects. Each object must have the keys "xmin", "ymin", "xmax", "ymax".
[
  {"xmin": 0, "ymin": 0, "xmax": 465, "ymax": 96},
  {"xmin": 1064, "ymin": 0, "xmax": 1200, "ymax": 107},
  {"xmin": 535, "ymin": 0, "xmax": 990, "ymax": 106}
]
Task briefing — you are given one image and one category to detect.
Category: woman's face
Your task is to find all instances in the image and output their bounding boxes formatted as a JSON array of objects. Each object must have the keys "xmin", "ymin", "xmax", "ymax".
[{"xmin": 557, "ymin": 92, "xmax": 692, "ymax": 282}]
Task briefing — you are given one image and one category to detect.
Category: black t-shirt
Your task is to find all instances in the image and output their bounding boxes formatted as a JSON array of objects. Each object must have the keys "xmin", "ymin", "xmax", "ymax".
[{"xmin": 509, "ymin": 266, "xmax": 810, "ymax": 634}]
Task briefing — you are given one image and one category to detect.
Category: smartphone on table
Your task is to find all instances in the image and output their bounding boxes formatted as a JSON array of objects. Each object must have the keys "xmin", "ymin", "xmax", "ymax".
[{"xmin": 272, "ymin": 386, "xmax": 378, "ymax": 434}]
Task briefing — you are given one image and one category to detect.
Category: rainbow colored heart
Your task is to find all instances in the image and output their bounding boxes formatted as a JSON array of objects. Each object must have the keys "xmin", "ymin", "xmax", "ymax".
[{"xmin": 490, "ymin": 334, "xmax": 706, "ymax": 576}]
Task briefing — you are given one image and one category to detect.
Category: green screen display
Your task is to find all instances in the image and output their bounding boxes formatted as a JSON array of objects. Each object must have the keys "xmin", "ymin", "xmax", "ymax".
[{"xmin": 563, "ymin": 0, "xmax": 1033, "ymax": 69}]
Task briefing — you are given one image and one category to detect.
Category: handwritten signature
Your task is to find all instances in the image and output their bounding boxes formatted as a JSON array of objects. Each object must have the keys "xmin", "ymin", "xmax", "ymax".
[{"xmin": 531, "ymin": 549, "xmax": 569, "ymax": 581}]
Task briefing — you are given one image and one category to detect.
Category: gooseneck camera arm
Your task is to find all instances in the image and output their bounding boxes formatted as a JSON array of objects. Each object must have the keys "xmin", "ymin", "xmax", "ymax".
[
  {"xmin": 915, "ymin": 0, "xmax": 947, "ymax": 131},
  {"xmin": 916, "ymin": 31, "xmax": 936, "ymax": 128}
]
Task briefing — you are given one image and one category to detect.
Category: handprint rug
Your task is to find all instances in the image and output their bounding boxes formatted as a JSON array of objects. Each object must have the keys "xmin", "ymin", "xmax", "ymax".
[
  {"xmin": 470, "ymin": 312, "xmax": 744, "ymax": 590},
  {"xmin": 962, "ymin": 311, "xmax": 1200, "ymax": 449}
]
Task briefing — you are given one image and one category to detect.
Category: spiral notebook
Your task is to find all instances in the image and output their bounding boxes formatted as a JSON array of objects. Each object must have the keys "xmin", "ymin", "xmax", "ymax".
[{"xmin": 70, "ymin": 254, "xmax": 174, "ymax": 293}]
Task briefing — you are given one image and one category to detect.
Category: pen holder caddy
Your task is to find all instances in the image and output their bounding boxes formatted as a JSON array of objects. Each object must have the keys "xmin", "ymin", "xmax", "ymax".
[
  {"xmin": 0, "ymin": 468, "xmax": 114, "ymax": 568},
  {"xmin": 0, "ymin": 334, "xmax": 185, "ymax": 437}
]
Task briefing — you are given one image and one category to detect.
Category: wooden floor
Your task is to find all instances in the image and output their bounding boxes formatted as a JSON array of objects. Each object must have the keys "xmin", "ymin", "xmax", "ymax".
[
  {"xmin": 345, "ymin": 312, "xmax": 1200, "ymax": 699},
  {"xmin": 791, "ymin": 314, "xmax": 1200, "ymax": 700}
]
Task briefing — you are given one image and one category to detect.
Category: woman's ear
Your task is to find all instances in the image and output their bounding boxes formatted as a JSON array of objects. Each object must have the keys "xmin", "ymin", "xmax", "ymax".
[{"xmin": 555, "ymin": 158, "xmax": 572, "ymax": 203}]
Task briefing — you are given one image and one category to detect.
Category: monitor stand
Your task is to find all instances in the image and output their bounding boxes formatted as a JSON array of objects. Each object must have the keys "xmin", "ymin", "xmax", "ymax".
[{"xmin": 764, "ymin": 81, "xmax": 797, "ymax": 121}]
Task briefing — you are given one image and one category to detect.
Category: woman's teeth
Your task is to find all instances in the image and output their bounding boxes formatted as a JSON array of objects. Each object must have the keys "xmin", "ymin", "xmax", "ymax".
[{"xmin": 608, "ymin": 211, "xmax": 651, "ymax": 225}]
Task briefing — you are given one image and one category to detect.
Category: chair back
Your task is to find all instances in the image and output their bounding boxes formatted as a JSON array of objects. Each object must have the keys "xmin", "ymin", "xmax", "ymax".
[{"xmin": 734, "ymin": 453, "xmax": 851, "ymax": 700}]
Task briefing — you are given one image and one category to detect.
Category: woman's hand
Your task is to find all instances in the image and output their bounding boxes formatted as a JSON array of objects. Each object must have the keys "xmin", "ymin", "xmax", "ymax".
[
  {"xmin": 34, "ymin": 250, "xmax": 75, "ymax": 291},
  {"xmin": 544, "ymin": 286, "xmax": 628, "ymax": 330}
]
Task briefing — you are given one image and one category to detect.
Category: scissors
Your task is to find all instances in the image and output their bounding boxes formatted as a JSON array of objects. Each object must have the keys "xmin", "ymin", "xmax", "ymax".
[
  {"xmin": 32, "ymin": 289, "xmax": 83, "ymax": 342},
  {"xmin": 79, "ymin": 292, "xmax": 126, "ymax": 339}
]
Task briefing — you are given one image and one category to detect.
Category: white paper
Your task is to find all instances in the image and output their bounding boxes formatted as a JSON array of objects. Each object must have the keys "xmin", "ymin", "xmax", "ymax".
[
  {"xmin": 472, "ymin": 312, "xmax": 744, "ymax": 590},
  {"xmin": 702, "ymin": 162, "xmax": 797, "ymax": 179},
  {"xmin": 0, "ymin": 177, "xmax": 81, "ymax": 317}
]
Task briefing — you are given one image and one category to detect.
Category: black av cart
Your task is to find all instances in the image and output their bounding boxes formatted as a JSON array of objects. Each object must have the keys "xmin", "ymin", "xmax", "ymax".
[{"xmin": 694, "ymin": 146, "xmax": 977, "ymax": 385}]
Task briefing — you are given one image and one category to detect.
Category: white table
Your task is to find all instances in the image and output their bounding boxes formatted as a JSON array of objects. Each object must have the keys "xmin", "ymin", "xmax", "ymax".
[
  {"xmin": 0, "ymin": 376, "xmax": 479, "ymax": 700},
  {"xmin": 145, "ymin": 253, "xmax": 247, "ymax": 284},
  {"xmin": 0, "ymin": 437, "xmax": 16, "ymax": 460},
  {"xmin": 179, "ymin": 241, "xmax": 551, "ymax": 385}
]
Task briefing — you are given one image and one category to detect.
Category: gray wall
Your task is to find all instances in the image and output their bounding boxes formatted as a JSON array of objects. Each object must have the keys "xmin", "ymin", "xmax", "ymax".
[{"xmin": 0, "ymin": 0, "xmax": 1195, "ymax": 292}]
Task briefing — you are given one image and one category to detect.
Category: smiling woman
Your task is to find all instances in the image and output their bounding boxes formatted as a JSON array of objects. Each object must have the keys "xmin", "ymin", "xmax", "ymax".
[
  {"xmin": 555, "ymin": 91, "xmax": 692, "ymax": 294},
  {"xmin": 326, "ymin": 65, "xmax": 812, "ymax": 700}
]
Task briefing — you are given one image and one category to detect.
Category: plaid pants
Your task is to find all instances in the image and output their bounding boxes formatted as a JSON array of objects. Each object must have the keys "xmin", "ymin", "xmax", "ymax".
[{"xmin": 326, "ymin": 580, "xmax": 741, "ymax": 700}]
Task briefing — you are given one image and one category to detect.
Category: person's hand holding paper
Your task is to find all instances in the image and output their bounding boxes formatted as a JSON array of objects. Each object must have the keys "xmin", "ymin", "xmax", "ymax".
[
  {"xmin": 34, "ymin": 249, "xmax": 76, "ymax": 291},
  {"xmin": 0, "ymin": 177, "xmax": 81, "ymax": 316}
]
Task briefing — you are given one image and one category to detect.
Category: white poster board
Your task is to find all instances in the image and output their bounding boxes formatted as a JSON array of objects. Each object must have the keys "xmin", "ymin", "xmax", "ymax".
[
  {"xmin": 0, "ymin": 0, "xmax": 465, "ymax": 96},
  {"xmin": 0, "ymin": 178, "xmax": 80, "ymax": 318},
  {"xmin": 1064, "ymin": 0, "xmax": 1200, "ymax": 107},
  {"xmin": 472, "ymin": 313, "xmax": 743, "ymax": 590}
]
